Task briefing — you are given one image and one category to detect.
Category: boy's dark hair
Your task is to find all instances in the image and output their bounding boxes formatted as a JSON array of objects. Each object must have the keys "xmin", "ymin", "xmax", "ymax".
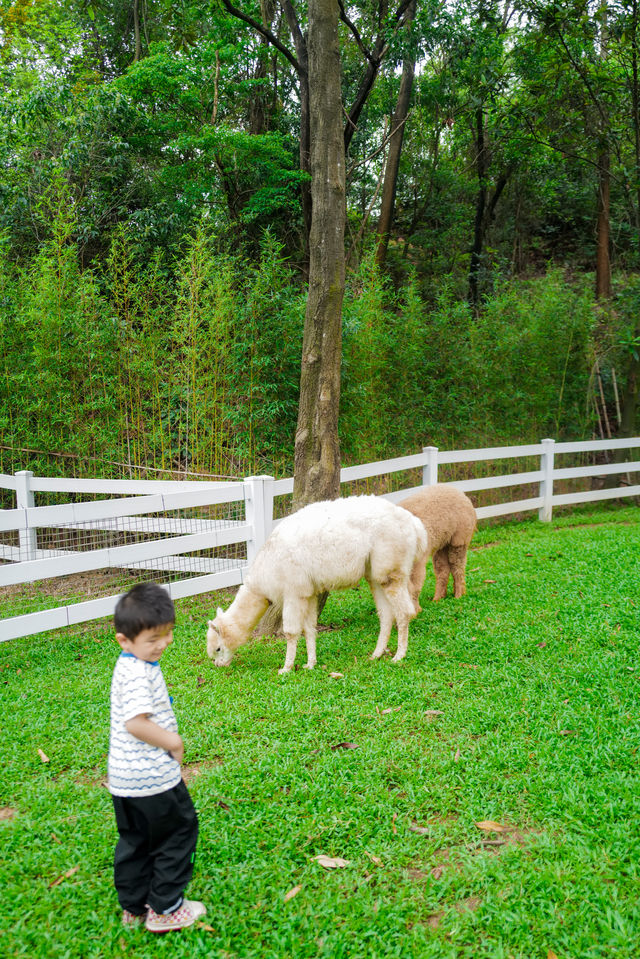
[{"xmin": 114, "ymin": 582, "xmax": 175, "ymax": 639}]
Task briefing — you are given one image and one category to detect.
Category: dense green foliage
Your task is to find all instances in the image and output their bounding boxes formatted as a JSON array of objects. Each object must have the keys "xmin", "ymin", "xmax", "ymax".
[
  {"xmin": 1, "ymin": 0, "xmax": 639, "ymax": 475},
  {"xmin": 1, "ymin": 504, "xmax": 639, "ymax": 957},
  {"xmin": 0, "ymin": 211, "xmax": 598, "ymax": 478}
]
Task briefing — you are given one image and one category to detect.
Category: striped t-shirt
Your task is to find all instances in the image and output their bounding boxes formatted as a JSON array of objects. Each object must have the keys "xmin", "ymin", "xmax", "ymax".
[{"xmin": 108, "ymin": 652, "xmax": 181, "ymax": 798}]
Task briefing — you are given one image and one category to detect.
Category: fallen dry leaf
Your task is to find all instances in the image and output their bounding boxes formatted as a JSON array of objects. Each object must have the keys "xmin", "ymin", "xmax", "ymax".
[
  {"xmin": 475, "ymin": 820, "xmax": 509, "ymax": 833},
  {"xmin": 381, "ymin": 706, "xmax": 403, "ymax": 714},
  {"xmin": 49, "ymin": 865, "xmax": 79, "ymax": 888},
  {"xmin": 483, "ymin": 579, "xmax": 497, "ymax": 584},
  {"xmin": 537, "ymin": 642, "xmax": 547, "ymax": 648},
  {"xmin": 331, "ymin": 742, "xmax": 359, "ymax": 750},
  {"xmin": 547, "ymin": 952, "xmax": 559, "ymax": 959},
  {"xmin": 216, "ymin": 800, "xmax": 231, "ymax": 811},
  {"xmin": 408, "ymin": 822, "xmax": 430, "ymax": 835},
  {"xmin": 559, "ymin": 729, "xmax": 578, "ymax": 736},
  {"xmin": 196, "ymin": 676, "xmax": 206, "ymax": 687},
  {"xmin": 364, "ymin": 851, "xmax": 383, "ymax": 866},
  {"xmin": 0, "ymin": 808, "xmax": 17, "ymax": 820},
  {"xmin": 329, "ymin": 672, "xmax": 344, "ymax": 679},
  {"xmin": 313, "ymin": 855, "xmax": 350, "ymax": 869},
  {"xmin": 454, "ymin": 748, "xmax": 461, "ymax": 762},
  {"xmin": 37, "ymin": 748, "xmax": 50, "ymax": 763},
  {"xmin": 431, "ymin": 866, "xmax": 444, "ymax": 880},
  {"xmin": 197, "ymin": 922, "xmax": 217, "ymax": 932},
  {"xmin": 392, "ymin": 812, "xmax": 398, "ymax": 834},
  {"xmin": 284, "ymin": 884, "xmax": 302, "ymax": 902},
  {"xmin": 424, "ymin": 709, "xmax": 444, "ymax": 717},
  {"xmin": 456, "ymin": 896, "xmax": 481, "ymax": 913}
]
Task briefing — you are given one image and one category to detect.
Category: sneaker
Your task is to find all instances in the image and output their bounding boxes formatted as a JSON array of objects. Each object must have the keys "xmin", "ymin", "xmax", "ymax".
[
  {"xmin": 122, "ymin": 909, "xmax": 146, "ymax": 926},
  {"xmin": 145, "ymin": 899, "xmax": 206, "ymax": 933}
]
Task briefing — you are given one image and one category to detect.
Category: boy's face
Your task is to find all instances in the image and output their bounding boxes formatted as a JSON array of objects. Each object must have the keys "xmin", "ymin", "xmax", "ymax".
[{"xmin": 116, "ymin": 624, "xmax": 174, "ymax": 662}]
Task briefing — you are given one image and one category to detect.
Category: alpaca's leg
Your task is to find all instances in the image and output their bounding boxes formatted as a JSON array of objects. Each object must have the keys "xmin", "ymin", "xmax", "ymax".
[
  {"xmin": 408, "ymin": 556, "xmax": 427, "ymax": 615},
  {"xmin": 448, "ymin": 545, "xmax": 468, "ymax": 598},
  {"xmin": 384, "ymin": 585, "xmax": 416, "ymax": 662},
  {"xmin": 432, "ymin": 548, "xmax": 451, "ymax": 601},
  {"xmin": 279, "ymin": 599, "xmax": 303, "ymax": 674},
  {"xmin": 302, "ymin": 597, "xmax": 318, "ymax": 669},
  {"xmin": 369, "ymin": 582, "xmax": 394, "ymax": 659},
  {"xmin": 278, "ymin": 635, "xmax": 299, "ymax": 674}
]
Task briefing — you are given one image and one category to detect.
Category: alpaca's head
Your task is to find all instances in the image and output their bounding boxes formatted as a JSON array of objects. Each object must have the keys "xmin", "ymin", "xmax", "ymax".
[{"xmin": 206, "ymin": 612, "xmax": 234, "ymax": 666}]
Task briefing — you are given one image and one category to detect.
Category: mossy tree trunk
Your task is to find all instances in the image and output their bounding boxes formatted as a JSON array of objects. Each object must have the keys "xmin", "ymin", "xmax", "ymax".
[
  {"xmin": 292, "ymin": 0, "xmax": 345, "ymax": 511},
  {"xmin": 255, "ymin": 0, "xmax": 345, "ymax": 638}
]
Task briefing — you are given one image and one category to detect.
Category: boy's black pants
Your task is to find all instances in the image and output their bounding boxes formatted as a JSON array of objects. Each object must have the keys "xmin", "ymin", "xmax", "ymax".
[{"xmin": 112, "ymin": 779, "xmax": 198, "ymax": 915}]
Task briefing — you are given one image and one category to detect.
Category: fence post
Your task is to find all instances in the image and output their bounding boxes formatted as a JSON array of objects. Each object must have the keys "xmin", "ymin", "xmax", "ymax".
[
  {"xmin": 422, "ymin": 447, "xmax": 438, "ymax": 486},
  {"xmin": 538, "ymin": 438, "xmax": 555, "ymax": 522},
  {"xmin": 15, "ymin": 470, "xmax": 37, "ymax": 560},
  {"xmin": 244, "ymin": 475, "xmax": 275, "ymax": 566}
]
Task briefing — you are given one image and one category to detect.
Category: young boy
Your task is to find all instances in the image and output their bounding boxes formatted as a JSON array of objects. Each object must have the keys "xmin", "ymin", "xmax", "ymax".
[{"xmin": 108, "ymin": 581, "xmax": 205, "ymax": 932}]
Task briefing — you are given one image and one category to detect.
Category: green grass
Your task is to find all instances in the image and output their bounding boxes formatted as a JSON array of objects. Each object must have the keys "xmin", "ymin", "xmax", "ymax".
[{"xmin": 1, "ymin": 503, "xmax": 639, "ymax": 958}]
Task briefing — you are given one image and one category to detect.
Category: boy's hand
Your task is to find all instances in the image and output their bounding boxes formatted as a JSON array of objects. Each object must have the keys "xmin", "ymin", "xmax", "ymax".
[
  {"xmin": 125, "ymin": 715, "xmax": 185, "ymax": 764},
  {"xmin": 168, "ymin": 734, "xmax": 184, "ymax": 764}
]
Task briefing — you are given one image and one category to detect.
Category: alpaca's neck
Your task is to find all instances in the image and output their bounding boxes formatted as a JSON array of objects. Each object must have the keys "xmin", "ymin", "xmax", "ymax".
[{"xmin": 222, "ymin": 585, "xmax": 269, "ymax": 649}]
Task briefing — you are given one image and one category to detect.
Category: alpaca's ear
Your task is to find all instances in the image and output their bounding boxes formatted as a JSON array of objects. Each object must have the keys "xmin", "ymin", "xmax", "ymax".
[{"xmin": 207, "ymin": 619, "xmax": 215, "ymax": 627}]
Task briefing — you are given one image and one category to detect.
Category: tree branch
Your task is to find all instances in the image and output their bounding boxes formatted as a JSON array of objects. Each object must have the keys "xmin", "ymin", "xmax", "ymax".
[
  {"xmin": 337, "ymin": 0, "xmax": 374, "ymax": 64},
  {"xmin": 220, "ymin": 0, "xmax": 303, "ymax": 76}
]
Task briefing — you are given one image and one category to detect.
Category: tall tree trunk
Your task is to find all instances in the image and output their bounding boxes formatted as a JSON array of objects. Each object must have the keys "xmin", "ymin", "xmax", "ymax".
[
  {"xmin": 249, "ymin": 0, "xmax": 278, "ymax": 135},
  {"xmin": 595, "ymin": 0, "xmax": 611, "ymax": 299},
  {"xmin": 468, "ymin": 108, "xmax": 511, "ymax": 308},
  {"xmin": 280, "ymin": 0, "xmax": 312, "ymax": 242},
  {"xmin": 375, "ymin": 0, "xmax": 416, "ymax": 268},
  {"xmin": 255, "ymin": 0, "xmax": 345, "ymax": 637},
  {"xmin": 468, "ymin": 106, "xmax": 488, "ymax": 309},
  {"xmin": 633, "ymin": 0, "xmax": 640, "ymax": 257},
  {"xmin": 595, "ymin": 148, "xmax": 611, "ymax": 299},
  {"xmin": 293, "ymin": 0, "xmax": 346, "ymax": 510},
  {"xmin": 133, "ymin": 0, "xmax": 142, "ymax": 62}
]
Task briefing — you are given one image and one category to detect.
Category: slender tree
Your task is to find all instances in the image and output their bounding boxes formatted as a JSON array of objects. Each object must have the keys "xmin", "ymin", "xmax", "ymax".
[{"xmin": 375, "ymin": 0, "xmax": 417, "ymax": 267}]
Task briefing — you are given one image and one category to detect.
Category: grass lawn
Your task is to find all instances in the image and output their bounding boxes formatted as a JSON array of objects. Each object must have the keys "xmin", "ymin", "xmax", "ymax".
[{"xmin": 1, "ymin": 503, "xmax": 639, "ymax": 959}]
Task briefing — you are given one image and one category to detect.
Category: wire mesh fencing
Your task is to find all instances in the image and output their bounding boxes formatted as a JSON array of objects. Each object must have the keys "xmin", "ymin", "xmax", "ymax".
[{"xmin": 0, "ymin": 482, "xmax": 250, "ymax": 632}]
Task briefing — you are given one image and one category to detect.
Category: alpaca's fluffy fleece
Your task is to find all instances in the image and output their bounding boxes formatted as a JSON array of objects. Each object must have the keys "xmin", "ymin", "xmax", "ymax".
[
  {"xmin": 398, "ymin": 484, "xmax": 477, "ymax": 604},
  {"xmin": 207, "ymin": 495, "xmax": 428, "ymax": 673}
]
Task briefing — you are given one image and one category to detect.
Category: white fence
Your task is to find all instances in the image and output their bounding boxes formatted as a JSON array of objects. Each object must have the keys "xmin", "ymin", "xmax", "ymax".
[{"xmin": 1, "ymin": 436, "xmax": 639, "ymax": 642}]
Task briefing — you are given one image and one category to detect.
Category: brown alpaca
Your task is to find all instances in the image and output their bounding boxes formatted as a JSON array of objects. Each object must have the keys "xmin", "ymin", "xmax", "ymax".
[{"xmin": 398, "ymin": 484, "xmax": 477, "ymax": 608}]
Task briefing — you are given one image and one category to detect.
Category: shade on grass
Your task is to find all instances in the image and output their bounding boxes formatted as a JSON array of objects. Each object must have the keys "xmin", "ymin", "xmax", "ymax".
[{"xmin": 1, "ymin": 503, "xmax": 639, "ymax": 958}]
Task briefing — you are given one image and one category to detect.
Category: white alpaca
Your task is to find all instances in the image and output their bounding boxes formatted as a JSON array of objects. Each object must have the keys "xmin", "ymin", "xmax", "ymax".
[{"xmin": 206, "ymin": 495, "xmax": 428, "ymax": 673}]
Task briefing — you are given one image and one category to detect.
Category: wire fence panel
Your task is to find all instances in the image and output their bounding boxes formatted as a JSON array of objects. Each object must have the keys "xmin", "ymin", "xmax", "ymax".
[{"xmin": 0, "ymin": 481, "xmax": 251, "ymax": 639}]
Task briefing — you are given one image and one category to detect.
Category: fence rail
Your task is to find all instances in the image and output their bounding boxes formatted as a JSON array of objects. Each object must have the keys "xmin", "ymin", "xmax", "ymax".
[{"xmin": 1, "ymin": 437, "xmax": 639, "ymax": 642}]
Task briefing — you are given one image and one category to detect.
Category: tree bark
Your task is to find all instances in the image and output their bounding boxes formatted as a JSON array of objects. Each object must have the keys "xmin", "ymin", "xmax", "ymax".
[
  {"xmin": 468, "ymin": 106, "xmax": 488, "ymax": 309},
  {"xmin": 255, "ymin": 0, "xmax": 345, "ymax": 637},
  {"xmin": 595, "ymin": 148, "xmax": 611, "ymax": 299},
  {"xmin": 468, "ymin": 107, "xmax": 511, "ymax": 308},
  {"xmin": 133, "ymin": 0, "xmax": 142, "ymax": 62},
  {"xmin": 249, "ymin": 0, "xmax": 278, "ymax": 135},
  {"xmin": 633, "ymin": 0, "xmax": 640, "ymax": 257},
  {"xmin": 292, "ymin": 0, "xmax": 346, "ymax": 510},
  {"xmin": 595, "ymin": 0, "xmax": 611, "ymax": 300},
  {"xmin": 280, "ymin": 0, "xmax": 312, "ymax": 241},
  {"xmin": 375, "ymin": 0, "xmax": 416, "ymax": 268}
]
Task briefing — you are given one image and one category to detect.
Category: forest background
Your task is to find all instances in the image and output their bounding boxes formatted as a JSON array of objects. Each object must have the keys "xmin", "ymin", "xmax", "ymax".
[{"xmin": 1, "ymin": 0, "xmax": 639, "ymax": 483}]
